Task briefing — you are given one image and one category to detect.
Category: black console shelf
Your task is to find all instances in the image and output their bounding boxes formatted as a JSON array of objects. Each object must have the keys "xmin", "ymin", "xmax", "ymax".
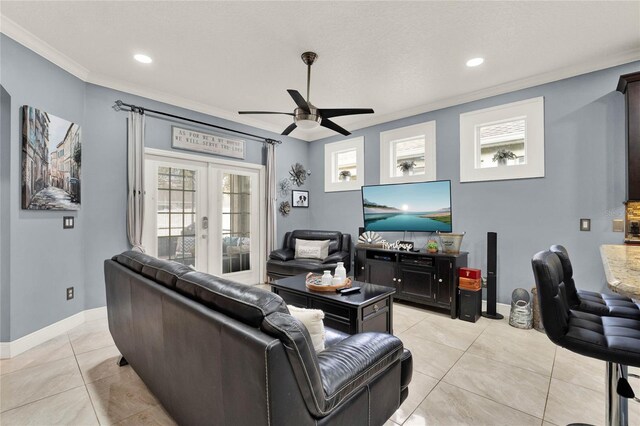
[{"xmin": 354, "ymin": 246, "xmax": 468, "ymax": 318}]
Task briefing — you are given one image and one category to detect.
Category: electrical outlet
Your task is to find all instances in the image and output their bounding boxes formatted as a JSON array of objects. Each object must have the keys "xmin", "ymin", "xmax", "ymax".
[
  {"xmin": 66, "ymin": 287, "xmax": 74, "ymax": 300},
  {"xmin": 613, "ymin": 219, "xmax": 625, "ymax": 232},
  {"xmin": 580, "ymin": 218, "xmax": 591, "ymax": 232}
]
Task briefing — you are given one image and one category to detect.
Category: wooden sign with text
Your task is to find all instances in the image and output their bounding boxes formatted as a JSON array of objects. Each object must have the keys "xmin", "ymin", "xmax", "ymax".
[{"xmin": 172, "ymin": 126, "xmax": 245, "ymax": 159}]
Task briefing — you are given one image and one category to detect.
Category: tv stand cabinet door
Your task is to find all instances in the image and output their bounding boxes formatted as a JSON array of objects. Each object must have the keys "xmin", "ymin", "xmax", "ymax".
[
  {"xmin": 365, "ymin": 260, "xmax": 396, "ymax": 288},
  {"xmin": 397, "ymin": 265, "xmax": 435, "ymax": 304}
]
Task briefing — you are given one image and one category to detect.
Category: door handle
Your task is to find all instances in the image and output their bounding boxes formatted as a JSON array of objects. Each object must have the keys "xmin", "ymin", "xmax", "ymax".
[
  {"xmin": 439, "ymin": 279, "xmax": 443, "ymax": 283},
  {"xmin": 202, "ymin": 216, "xmax": 208, "ymax": 230}
]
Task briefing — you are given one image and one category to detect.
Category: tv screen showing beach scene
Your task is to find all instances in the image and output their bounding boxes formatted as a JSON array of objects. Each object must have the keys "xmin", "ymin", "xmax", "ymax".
[{"xmin": 361, "ymin": 181, "xmax": 452, "ymax": 232}]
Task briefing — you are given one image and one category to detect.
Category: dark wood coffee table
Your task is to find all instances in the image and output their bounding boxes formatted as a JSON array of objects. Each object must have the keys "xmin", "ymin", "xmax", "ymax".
[{"xmin": 271, "ymin": 274, "xmax": 395, "ymax": 335}]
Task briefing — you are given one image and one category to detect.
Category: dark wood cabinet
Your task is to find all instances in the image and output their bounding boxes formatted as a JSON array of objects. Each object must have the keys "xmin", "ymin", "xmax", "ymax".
[
  {"xmin": 355, "ymin": 246, "xmax": 467, "ymax": 318},
  {"xmin": 618, "ymin": 72, "xmax": 640, "ymax": 201}
]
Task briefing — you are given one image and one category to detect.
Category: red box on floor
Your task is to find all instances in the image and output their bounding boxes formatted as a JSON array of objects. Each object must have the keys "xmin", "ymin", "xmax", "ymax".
[{"xmin": 459, "ymin": 267, "xmax": 481, "ymax": 280}]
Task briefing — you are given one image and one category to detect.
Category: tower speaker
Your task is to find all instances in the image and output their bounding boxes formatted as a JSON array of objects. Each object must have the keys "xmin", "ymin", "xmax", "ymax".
[{"xmin": 482, "ymin": 231, "xmax": 503, "ymax": 319}]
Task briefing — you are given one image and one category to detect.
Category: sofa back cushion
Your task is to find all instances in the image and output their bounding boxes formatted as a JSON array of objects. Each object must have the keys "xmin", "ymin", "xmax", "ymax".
[
  {"xmin": 175, "ymin": 271, "xmax": 289, "ymax": 328},
  {"xmin": 113, "ymin": 250, "xmax": 288, "ymax": 328},
  {"xmin": 287, "ymin": 230, "xmax": 343, "ymax": 254},
  {"xmin": 113, "ymin": 251, "xmax": 193, "ymax": 289}
]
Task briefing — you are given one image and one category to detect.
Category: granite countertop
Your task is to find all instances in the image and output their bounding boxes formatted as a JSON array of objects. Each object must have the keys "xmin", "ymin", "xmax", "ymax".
[{"xmin": 600, "ymin": 244, "xmax": 640, "ymax": 299}]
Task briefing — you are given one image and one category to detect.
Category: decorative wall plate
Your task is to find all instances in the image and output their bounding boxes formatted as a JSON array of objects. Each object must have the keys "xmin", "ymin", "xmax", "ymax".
[
  {"xmin": 279, "ymin": 201, "xmax": 291, "ymax": 216},
  {"xmin": 289, "ymin": 163, "xmax": 310, "ymax": 187},
  {"xmin": 278, "ymin": 178, "xmax": 292, "ymax": 197},
  {"xmin": 357, "ymin": 231, "xmax": 382, "ymax": 245}
]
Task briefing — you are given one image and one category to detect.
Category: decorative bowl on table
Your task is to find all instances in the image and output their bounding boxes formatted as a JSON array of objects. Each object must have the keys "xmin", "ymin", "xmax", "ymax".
[{"xmin": 305, "ymin": 273, "xmax": 352, "ymax": 292}]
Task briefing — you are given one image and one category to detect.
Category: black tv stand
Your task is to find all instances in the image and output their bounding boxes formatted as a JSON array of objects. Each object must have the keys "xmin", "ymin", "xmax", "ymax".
[{"xmin": 354, "ymin": 245, "xmax": 468, "ymax": 318}]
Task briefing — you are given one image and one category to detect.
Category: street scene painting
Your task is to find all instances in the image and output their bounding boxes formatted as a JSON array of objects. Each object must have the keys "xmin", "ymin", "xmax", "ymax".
[{"xmin": 21, "ymin": 106, "xmax": 81, "ymax": 210}]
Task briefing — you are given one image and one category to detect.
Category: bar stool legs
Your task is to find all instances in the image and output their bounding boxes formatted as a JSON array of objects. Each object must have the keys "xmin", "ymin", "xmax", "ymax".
[{"xmin": 606, "ymin": 362, "xmax": 629, "ymax": 426}]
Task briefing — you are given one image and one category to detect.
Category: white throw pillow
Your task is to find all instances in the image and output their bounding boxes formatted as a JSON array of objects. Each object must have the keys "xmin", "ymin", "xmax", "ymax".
[
  {"xmin": 287, "ymin": 305, "xmax": 326, "ymax": 352},
  {"xmin": 294, "ymin": 239, "xmax": 330, "ymax": 260}
]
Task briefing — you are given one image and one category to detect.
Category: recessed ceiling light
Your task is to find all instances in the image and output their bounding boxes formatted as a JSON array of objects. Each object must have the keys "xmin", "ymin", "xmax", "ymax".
[
  {"xmin": 134, "ymin": 54, "xmax": 152, "ymax": 64},
  {"xmin": 466, "ymin": 57, "xmax": 484, "ymax": 67}
]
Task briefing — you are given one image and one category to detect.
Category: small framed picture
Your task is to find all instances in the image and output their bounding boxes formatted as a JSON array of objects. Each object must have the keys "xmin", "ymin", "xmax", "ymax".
[{"xmin": 292, "ymin": 190, "xmax": 309, "ymax": 208}]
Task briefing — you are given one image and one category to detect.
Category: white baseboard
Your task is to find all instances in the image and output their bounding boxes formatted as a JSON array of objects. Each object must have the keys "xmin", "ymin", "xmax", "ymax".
[{"xmin": 0, "ymin": 306, "xmax": 107, "ymax": 359}]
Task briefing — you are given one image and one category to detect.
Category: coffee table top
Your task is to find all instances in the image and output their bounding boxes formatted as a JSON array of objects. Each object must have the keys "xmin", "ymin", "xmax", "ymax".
[{"xmin": 272, "ymin": 274, "xmax": 395, "ymax": 307}]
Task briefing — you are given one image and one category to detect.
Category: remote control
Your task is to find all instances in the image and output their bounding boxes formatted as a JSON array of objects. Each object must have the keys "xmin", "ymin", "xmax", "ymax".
[{"xmin": 339, "ymin": 286, "xmax": 361, "ymax": 295}]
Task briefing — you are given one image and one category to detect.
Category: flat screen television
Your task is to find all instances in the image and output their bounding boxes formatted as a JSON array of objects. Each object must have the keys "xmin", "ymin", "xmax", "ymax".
[{"xmin": 361, "ymin": 180, "xmax": 452, "ymax": 232}]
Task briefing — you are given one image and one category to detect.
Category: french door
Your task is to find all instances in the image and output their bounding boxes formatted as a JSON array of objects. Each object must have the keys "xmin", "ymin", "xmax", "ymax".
[{"xmin": 143, "ymin": 150, "xmax": 264, "ymax": 284}]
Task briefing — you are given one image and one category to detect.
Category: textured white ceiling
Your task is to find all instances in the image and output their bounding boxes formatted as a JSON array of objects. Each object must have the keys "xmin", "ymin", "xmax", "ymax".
[{"xmin": 2, "ymin": 1, "xmax": 639, "ymax": 141}]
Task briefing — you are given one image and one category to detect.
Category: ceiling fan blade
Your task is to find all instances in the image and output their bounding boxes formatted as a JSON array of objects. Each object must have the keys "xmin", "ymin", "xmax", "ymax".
[
  {"xmin": 318, "ymin": 108, "xmax": 374, "ymax": 119},
  {"xmin": 281, "ymin": 122, "xmax": 297, "ymax": 136},
  {"xmin": 238, "ymin": 111, "xmax": 294, "ymax": 116},
  {"xmin": 321, "ymin": 118, "xmax": 351, "ymax": 136},
  {"xmin": 287, "ymin": 90, "xmax": 310, "ymax": 112}
]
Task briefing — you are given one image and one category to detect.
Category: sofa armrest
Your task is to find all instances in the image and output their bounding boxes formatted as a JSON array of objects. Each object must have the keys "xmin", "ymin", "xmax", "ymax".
[
  {"xmin": 317, "ymin": 333, "xmax": 403, "ymax": 410},
  {"xmin": 322, "ymin": 251, "xmax": 349, "ymax": 265},
  {"xmin": 269, "ymin": 248, "xmax": 294, "ymax": 261}
]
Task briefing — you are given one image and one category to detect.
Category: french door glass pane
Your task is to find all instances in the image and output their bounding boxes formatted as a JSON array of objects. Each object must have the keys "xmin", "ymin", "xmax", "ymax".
[
  {"xmin": 222, "ymin": 173, "xmax": 251, "ymax": 274},
  {"xmin": 156, "ymin": 167, "xmax": 196, "ymax": 267}
]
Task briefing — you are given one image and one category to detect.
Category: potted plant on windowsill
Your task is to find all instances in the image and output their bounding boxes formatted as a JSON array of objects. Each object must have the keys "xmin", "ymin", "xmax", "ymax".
[
  {"xmin": 492, "ymin": 149, "xmax": 517, "ymax": 166},
  {"xmin": 397, "ymin": 160, "xmax": 416, "ymax": 176},
  {"xmin": 339, "ymin": 170, "xmax": 352, "ymax": 182}
]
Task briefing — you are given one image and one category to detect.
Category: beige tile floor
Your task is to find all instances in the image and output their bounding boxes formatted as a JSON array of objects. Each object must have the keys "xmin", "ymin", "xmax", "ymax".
[{"xmin": 0, "ymin": 303, "xmax": 635, "ymax": 425}]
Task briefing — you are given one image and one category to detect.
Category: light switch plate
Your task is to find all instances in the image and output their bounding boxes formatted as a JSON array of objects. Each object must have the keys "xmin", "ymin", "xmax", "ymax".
[
  {"xmin": 580, "ymin": 218, "xmax": 591, "ymax": 232},
  {"xmin": 613, "ymin": 219, "xmax": 625, "ymax": 232},
  {"xmin": 63, "ymin": 216, "xmax": 74, "ymax": 229}
]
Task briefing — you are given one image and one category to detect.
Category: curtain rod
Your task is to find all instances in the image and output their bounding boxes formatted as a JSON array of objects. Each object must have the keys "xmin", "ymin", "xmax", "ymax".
[{"xmin": 112, "ymin": 100, "xmax": 281, "ymax": 145}]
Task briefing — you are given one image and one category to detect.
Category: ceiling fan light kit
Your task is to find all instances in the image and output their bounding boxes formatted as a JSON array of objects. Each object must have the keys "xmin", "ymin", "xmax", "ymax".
[{"xmin": 239, "ymin": 51, "xmax": 374, "ymax": 136}]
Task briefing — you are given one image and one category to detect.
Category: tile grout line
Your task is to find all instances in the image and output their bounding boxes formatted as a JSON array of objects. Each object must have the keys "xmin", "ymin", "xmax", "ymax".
[
  {"xmin": 541, "ymin": 345, "xmax": 558, "ymax": 424},
  {"xmin": 68, "ymin": 331, "xmax": 101, "ymax": 425},
  {"xmin": 435, "ymin": 321, "xmax": 546, "ymax": 423},
  {"xmin": 0, "ymin": 384, "xmax": 87, "ymax": 416},
  {"xmin": 393, "ymin": 314, "xmax": 442, "ymax": 425}
]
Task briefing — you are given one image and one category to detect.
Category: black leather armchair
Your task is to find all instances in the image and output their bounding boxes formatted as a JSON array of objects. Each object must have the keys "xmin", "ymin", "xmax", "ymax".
[{"xmin": 267, "ymin": 230, "xmax": 352, "ymax": 280}]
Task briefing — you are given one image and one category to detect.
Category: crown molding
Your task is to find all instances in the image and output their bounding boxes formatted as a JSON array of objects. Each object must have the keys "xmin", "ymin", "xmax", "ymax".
[
  {"xmin": 87, "ymin": 72, "xmax": 291, "ymax": 138},
  {"xmin": 304, "ymin": 47, "xmax": 640, "ymax": 141},
  {"xmin": 3, "ymin": 15, "xmax": 637, "ymax": 143},
  {"xmin": 0, "ymin": 15, "xmax": 90, "ymax": 80}
]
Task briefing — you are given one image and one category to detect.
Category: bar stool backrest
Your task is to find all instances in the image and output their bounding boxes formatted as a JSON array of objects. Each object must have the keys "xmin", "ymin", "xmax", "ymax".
[
  {"xmin": 549, "ymin": 244, "xmax": 581, "ymax": 308},
  {"xmin": 531, "ymin": 250, "xmax": 571, "ymax": 344}
]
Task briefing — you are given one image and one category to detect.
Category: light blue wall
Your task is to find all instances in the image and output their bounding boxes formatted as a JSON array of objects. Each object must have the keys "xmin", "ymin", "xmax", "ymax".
[
  {"xmin": 308, "ymin": 62, "xmax": 639, "ymax": 304},
  {"xmin": 1, "ymin": 35, "xmax": 87, "ymax": 340},
  {"xmin": 1, "ymin": 34, "xmax": 310, "ymax": 340},
  {"xmin": 1, "ymin": 86, "xmax": 12, "ymax": 341}
]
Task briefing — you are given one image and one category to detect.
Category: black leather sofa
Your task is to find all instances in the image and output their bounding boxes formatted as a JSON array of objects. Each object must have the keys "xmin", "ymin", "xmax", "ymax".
[
  {"xmin": 267, "ymin": 230, "xmax": 352, "ymax": 280},
  {"xmin": 104, "ymin": 251, "xmax": 411, "ymax": 426}
]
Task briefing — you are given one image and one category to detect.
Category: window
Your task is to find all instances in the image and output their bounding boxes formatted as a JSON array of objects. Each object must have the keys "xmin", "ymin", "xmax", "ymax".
[
  {"xmin": 380, "ymin": 121, "xmax": 436, "ymax": 184},
  {"xmin": 460, "ymin": 97, "xmax": 544, "ymax": 182},
  {"xmin": 324, "ymin": 137, "xmax": 364, "ymax": 192},
  {"xmin": 478, "ymin": 118, "xmax": 526, "ymax": 168}
]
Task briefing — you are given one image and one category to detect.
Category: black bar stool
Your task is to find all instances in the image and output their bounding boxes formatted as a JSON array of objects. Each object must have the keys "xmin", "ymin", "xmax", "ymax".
[
  {"xmin": 550, "ymin": 245, "xmax": 640, "ymax": 320},
  {"xmin": 532, "ymin": 250, "xmax": 640, "ymax": 426}
]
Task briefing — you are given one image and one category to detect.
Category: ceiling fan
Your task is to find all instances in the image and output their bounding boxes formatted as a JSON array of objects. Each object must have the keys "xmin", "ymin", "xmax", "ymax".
[{"xmin": 239, "ymin": 51, "xmax": 374, "ymax": 136}]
